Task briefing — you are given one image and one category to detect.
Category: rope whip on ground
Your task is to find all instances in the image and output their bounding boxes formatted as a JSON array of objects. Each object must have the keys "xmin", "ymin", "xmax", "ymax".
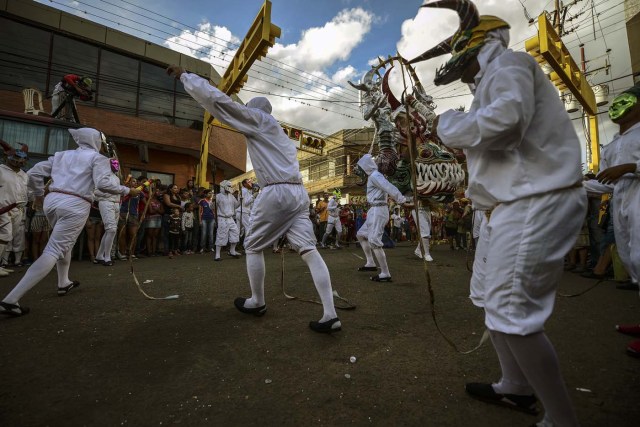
[
  {"xmin": 399, "ymin": 56, "xmax": 487, "ymax": 354},
  {"xmin": 127, "ymin": 181, "xmax": 178, "ymax": 300},
  {"xmin": 558, "ymin": 278, "xmax": 605, "ymax": 297},
  {"xmin": 278, "ymin": 237, "xmax": 356, "ymax": 310}
]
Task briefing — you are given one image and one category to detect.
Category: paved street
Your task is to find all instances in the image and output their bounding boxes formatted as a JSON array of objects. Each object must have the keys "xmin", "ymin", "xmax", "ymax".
[{"xmin": 1, "ymin": 242, "xmax": 638, "ymax": 426}]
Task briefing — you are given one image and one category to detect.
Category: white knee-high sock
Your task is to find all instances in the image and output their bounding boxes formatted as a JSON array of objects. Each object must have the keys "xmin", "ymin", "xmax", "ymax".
[
  {"xmin": 321, "ymin": 231, "xmax": 329, "ymax": 246},
  {"xmin": 489, "ymin": 330, "xmax": 533, "ymax": 395},
  {"xmin": 0, "ymin": 242, "xmax": 6, "ymax": 262},
  {"xmin": 301, "ymin": 250, "xmax": 337, "ymax": 322},
  {"xmin": 373, "ymin": 248, "xmax": 390, "ymax": 277},
  {"xmin": 215, "ymin": 245, "xmax": 222, "ymax": 259},
  {"xmin": 357, "ymin": 236, "xmax": 375, "ymax": 267},
  {"xmin": 56, "ymin": 249, "xmax": 73, "ymax": 288},
  {"xmin": 244, "ymin": 252, "xmax": 265, "ymax": 307},
  {"xmin": 504, "ymin": 332, "xmax": 580, "ymax": 427},
  {"xmin": 422, "ymin": 238, "xmax": 431, "ymax": 256},
  {"xmin": 229, "ymin": 242, "xmax": 238, "ymax": 255},
  {"xmin": 3, "ymin": 253, "xmax": 58, "ymax": 304},
  {"xmin": 97, "ymin": 230, "xmax": 116, "ymax": 261}
]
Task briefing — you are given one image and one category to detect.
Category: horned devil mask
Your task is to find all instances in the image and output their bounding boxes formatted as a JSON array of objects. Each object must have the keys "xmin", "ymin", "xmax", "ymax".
[{"xmin": 409, "ymin": 0, "xmax": 509, "ymax": 85}]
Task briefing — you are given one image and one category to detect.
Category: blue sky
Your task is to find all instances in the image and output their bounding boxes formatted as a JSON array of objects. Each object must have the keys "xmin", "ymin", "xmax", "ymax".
[{"xmin": 39, "ymin": 0, "xmax": 633, "ymax": 170}]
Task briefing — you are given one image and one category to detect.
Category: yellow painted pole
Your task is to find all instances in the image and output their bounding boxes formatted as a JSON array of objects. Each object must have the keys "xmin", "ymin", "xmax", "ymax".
[{"xmin": 589, "ymin": 114, "xmax": 600, "ymax": 173}]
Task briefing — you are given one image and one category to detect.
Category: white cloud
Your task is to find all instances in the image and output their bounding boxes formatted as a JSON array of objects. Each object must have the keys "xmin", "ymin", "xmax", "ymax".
[
  {"xmin": 331, "ymin": 65, "xmax": 358, "ymax": 85},
  {"xmin": 269, "ymin": 8, "xmax": 374, "ymax": 71},
  {"xmin": 164, "ymin": 22, "xmax": 240, "ymax": 70}
]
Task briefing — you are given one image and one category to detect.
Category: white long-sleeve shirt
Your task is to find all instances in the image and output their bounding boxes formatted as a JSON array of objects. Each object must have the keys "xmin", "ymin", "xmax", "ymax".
[
  {"xmin": 0, "ymin": 164, "xmax": 28, "ymax": 208},
  {"xmin": 327, "ymin": 197, "xmax": 340, "ymax": 218},
  {"xmin": 438, "ymin": 50, "xmax": 583, "ymax": 210},
  {"xmin": 28, "ymin": 129, "xmax": 129, "ymax": 201},
  {"xmin": 180, "ymin": 73, "xmax": 302, "ymax": 186},
  {"xmin": 216, "ymin": 192, "xmax": 239, "ymax": 218},
  {"xmin": 357, "ymin": 154, "xmax": 406, "ymax": 205},
  {"xmin": 94, "ymin": 172, "xmax": 122, "ymax": 203}
]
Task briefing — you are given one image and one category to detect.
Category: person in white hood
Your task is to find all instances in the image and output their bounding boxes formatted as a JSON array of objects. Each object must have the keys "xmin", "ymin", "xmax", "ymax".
[
  {"xmin": 408, "ymin": 1, "xmax": 585, "ymax": 425},
  {"xmin": 94, "ymin": 158, "xmax": 122, "ymax": 266},
  {"xmin": 215, "ymin": 180, "xmax": 241, "ymax": 261},
  {"xmin": 355, "ymin": 153, "xmax": 406, "ymax": 282},
  {"xmin": 167, "ymin": 65, "xmax": 341, "ymax": 333},
  {"xmin": 0, "ymin": 128, "xmax": 138, "ymax": 317}
]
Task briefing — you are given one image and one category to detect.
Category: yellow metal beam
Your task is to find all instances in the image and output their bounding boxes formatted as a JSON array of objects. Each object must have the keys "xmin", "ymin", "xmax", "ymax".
[
  {"xmin": 526, "ymin": 13, "xmax": 596, "ymax": 115},
  {"xmin": 525, "ymin": 12, "xmax": 600, "ymax": 172},
  {"xmin": 196, "ymin": 0, "xmax": 281, "ymax": 188},
  {"xmin": 588, "ymin": 115, "xmax": 600, "ymax": 173}
]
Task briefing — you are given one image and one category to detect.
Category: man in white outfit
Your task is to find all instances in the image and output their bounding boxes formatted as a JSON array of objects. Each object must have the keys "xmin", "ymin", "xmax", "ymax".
[
  {"xmin": 236, "ymin": 178, "xmax": 255, "ymax": 240},
  {"xmin": 0, "ymin": 141, "xmax": 29, "ymax": 274},
  {"xmin": 583, "ymin": 82, "xmax": 640, "ymax": 357},
  {"xmin": 320, "ymin": 189, "xmax": 343, "ymax": 249},
  {"xmin": 0, "ymin": 128, "xmax": 138, "ymax": 316},
  {"xmin": 168, "ymin": 65, "xmax": 341, "ymax": 333},
  {"xmin": 95, "ymin": 158, "xmax": 122, "ymax": 266},
  {"xmin": 410, "ymin": 1, "xmax": 585, "ymax": 425},
  {"xmin": 355, "ymin": 154, "xmax": 406, "ymax": 282},
  {"xmin": 215, "ymin": 180, "xmax": 241, "ymax": 261},
  {"xmin": 409, "ymin": 200, "xmax": 433, "ymax": 262}
]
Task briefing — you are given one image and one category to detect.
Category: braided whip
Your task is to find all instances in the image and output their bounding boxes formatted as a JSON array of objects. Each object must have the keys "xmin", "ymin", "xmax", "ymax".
[
  {"xmin": 398, "ymin": 56, "xmax": 487, "ymax": 354},
  {"xmin": 128, "ymin": 181, "xmax": 179, "ymax": 300}
]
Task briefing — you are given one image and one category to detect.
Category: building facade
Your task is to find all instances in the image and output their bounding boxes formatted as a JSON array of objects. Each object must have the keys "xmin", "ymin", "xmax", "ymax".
[{"xmin": 0, "ymin": 0, "xmax": 246, "ymax": 187}]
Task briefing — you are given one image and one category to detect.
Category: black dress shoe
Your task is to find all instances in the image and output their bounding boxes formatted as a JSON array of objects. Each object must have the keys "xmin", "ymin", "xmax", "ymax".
[
  {"xmin": 57, "ymin": 281, "xmax": 80, "ymax": 296},
  {"xmin": 227, "ymin": 252, "xmax": 240, "ymax": 259},
  {"xmin": 309, "ymin": 317, "xmax": 342, "ymax": 333},
  {"xmin": 0, "ymin": 301, "xmax": 30, "ymax": 317},
  {"xmin": 465, "ymin": 383, "xmax": 538, "ymax": 415},
  {"xmin": 617, "ymin": 282, "xmax": 639, "ymax": 291},
  {"xmin": 233, "ymin": 297, "xmax": 266, "ymax": 316}
]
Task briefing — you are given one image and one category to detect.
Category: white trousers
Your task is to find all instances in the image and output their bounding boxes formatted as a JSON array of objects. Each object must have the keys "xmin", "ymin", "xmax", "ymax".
[
  {"xmin": 411, "ymin": 208, "xmax": 431, "ymax": 238},
  {"xmin": 356, "ymin": 206, "xmax": 388, "ymax": 248},
  {"xmin": 473, "ymin": 188, "xmax": 586, "ymax": 335},
  {"xmin": 244, "ymin": 184, "xmax": 316, "ymax": 254},
  {"xmin": 216, "ymin": 217, "xmax": 239, "ymax": 246},
  {"xmin": 43, "ymin": 193, "xmax": 90, "ymax": 260},
  {"xmin": 98, "ymin": 200, "xmax": 119, "ymax": 231},
  {"xmin": 326, "ymin": 215, "xmax": 343, "ymax": 234},
  {"xmin": 612, "ymin": 180, "xmax": 640, "ymax": 284},
  {"xmin": 0, "ymin": 208, "xmax": 25, "ymax": 251}
]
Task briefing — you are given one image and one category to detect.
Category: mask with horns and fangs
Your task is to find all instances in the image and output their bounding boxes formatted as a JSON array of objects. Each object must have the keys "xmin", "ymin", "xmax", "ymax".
[{"xmin": 409, "ymin": 0, "xmax": 509, "ymax": 86}]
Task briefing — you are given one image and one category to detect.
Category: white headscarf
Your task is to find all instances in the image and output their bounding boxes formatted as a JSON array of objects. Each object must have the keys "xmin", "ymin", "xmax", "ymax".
[
  {"xmin": 68, "ymin": 128, "xmax": 102, "ymax": 152},
  {"xmin": 246, "ymin": 97, "xmax": 273, "ymax": 114},
  {"xmin": 474, "ymin": 27, "xmax": 510, "ymax": 86}
]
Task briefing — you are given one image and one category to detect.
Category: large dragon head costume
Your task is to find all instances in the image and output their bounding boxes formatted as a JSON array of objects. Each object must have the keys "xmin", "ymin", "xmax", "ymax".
[{"xmin": 348, "ymin": 56, "xmax": 465, "ymax": 202}]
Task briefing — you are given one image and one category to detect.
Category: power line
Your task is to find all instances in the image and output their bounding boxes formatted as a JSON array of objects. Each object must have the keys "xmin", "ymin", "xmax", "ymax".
[{"xmin": 45, "ymin": 0, "xmax": 364, "ymax": 113}]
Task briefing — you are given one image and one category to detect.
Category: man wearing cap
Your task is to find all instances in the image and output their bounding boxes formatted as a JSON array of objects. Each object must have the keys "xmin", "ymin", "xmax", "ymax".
[
  {"xmin": 0, "ymin": 128, "xmax": 138, "ymax": 316},
  {"xmin": 167, "ymin": 65, "xmax": 341, "ymax": 333},
  {"xmin": 407, "ymin": 1, "xmax": 586, "ymax": 425},
  {"xmin": 584, "ymin": 82, "xmax": 640, "ymax": 357},
  {"xmin": 51, "ymin": 74, "xmax": 93, "ymax": 121},
  {"xmin": 0, "ymin": 140, "xmax": 29, "ymax": 274}
]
